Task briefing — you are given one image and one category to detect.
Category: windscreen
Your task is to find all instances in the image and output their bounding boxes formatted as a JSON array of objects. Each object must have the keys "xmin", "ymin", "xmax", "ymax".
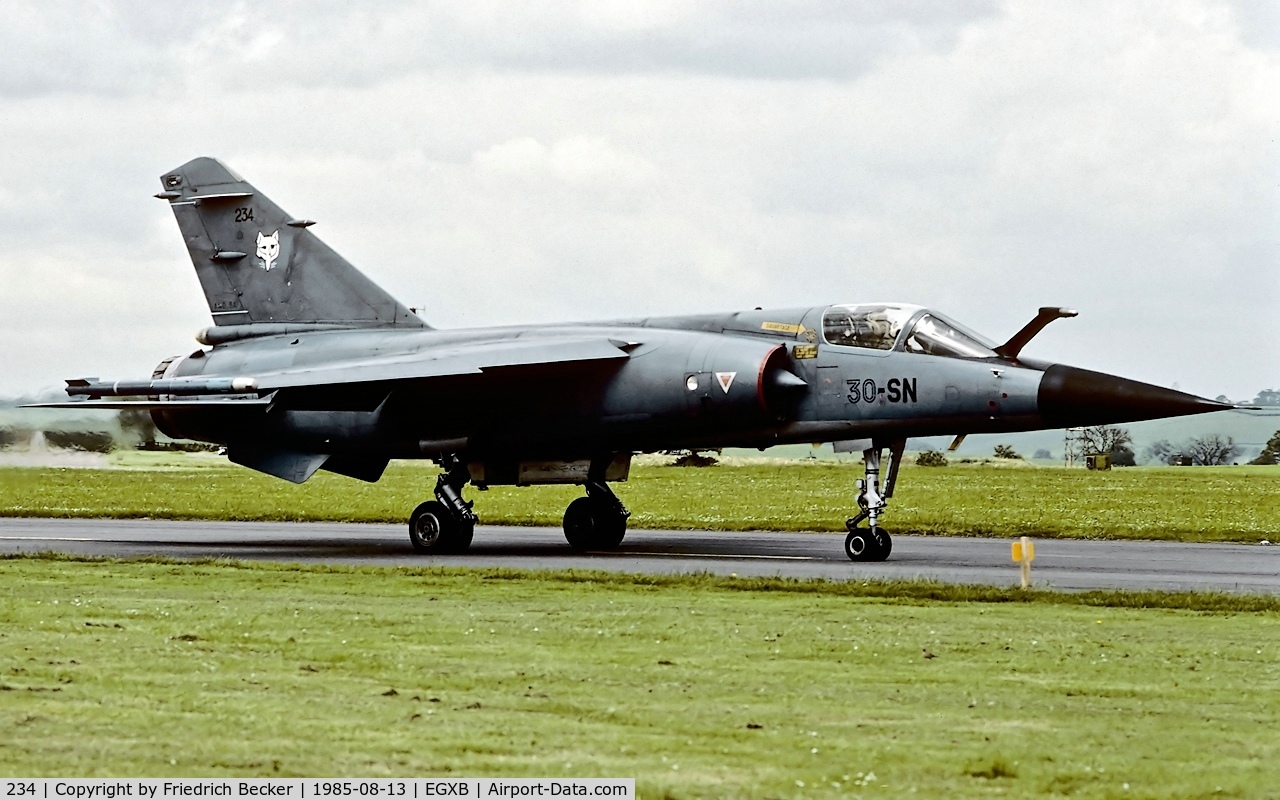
[{"xmin": 903, "ymin": 313, "xmax": 998, "ymax": 359}]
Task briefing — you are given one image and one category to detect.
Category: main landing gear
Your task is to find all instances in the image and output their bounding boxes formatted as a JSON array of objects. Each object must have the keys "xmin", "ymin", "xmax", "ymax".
[
  {"xmin": 407, "ymin": 456, "xmax": 633, "ymax": 555},
  {"xmin": 563, "ymin": 481, "xmax": 630, "ymax": 551},
  {"xmin": 844, "ymin": 439, "xmax": 904, "ymax": 563},
  {"xmin": 409, "ymin": 456, "xmax": 477, "ymax": 554}
]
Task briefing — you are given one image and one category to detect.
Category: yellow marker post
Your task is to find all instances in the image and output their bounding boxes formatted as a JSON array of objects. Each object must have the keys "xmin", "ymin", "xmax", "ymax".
[{"xmin": 1011, "ymin": 536, "xmax": 1035, "ymax": 589}]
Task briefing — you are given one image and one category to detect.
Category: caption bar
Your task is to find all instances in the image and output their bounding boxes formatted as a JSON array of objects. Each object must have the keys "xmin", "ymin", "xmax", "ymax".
[{"xmin": 2, "ymin": 781, "xmax": 634, "ymax": 800}]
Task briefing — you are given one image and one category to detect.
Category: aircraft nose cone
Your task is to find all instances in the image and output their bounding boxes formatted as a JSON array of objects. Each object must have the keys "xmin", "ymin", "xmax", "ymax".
[{"xmin": 1038, "ymin": 364, "xmax": 1229, "ymax": 427}]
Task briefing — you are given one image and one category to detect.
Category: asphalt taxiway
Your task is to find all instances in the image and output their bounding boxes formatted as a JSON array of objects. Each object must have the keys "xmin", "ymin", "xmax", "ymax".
[{"xmin": 0, "ymin": 517, "xmax": 1275, "ymax": 594}]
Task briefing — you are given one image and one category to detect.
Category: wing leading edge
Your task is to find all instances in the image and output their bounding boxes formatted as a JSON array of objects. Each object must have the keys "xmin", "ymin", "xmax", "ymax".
[{"xmin": 30, "ymin": 335, "xmax": 634, "ymax": 408}]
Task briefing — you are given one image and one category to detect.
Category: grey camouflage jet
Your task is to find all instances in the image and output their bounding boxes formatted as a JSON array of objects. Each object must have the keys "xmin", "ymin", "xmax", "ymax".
[{"xmin": 35, "ymin": 157, "xmax": 1231, "ymax": 561}]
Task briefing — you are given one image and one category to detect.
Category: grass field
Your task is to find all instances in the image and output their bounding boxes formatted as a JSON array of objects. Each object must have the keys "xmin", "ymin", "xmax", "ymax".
[
  {"xmin": 1, "ymin": 457, "xmax": 1277, "ymax": 543},
  {"xmin": 1, "ymin": 557, "xmax": 1277, "ymax": 797}
]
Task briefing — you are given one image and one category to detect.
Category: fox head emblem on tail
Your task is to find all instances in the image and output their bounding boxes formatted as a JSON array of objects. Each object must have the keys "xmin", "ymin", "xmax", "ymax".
[{"xmin": 256, "ymin": 230, "xmax": 280, "ymax": 271}]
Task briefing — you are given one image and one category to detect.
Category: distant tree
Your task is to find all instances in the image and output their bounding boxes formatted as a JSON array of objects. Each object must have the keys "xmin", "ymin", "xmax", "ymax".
[
  {"xmin": 140, "ymin": 440, "xmax": 221, "ymax": 453},
  {"xmin": 1033, "ymin": 448, "xmax": 1052, "ymax": 460},
  {"xmin": 0, "ymin": 427, "xmax": 15, "ymax": 449},
  {"xmin": 1253, "ymin": 389, "xmax": 1280, "ymax": 407},
  {"xmin": 1077, "ymin": 425, "xmax": 1133, "ymax": 455},
  {"xmin": 916, "ymin": 450, "xmax": 947, "ymax": 467},
  {"xmin": 664, "ymin": 449, "xmax": 721, "ymax": 467},
  {"xmin": 1249, "ymin": 430, "xmax": 1280, "ymax": 465},
  {"xmin": 1184, "ymin": 434, "xmax": 1241, "ymax": 466},
  {"xmin": 1111, "ymin": 445, "xmax": 1136, "ymax": 467},
  {"xmin": 1143, "ymin": 439, "xmax": 1177, "ymax": 465},
  {"xmin": 117, "ymin": 408, "xmax": 157, "ymax": 448},
  {"xmin": 44, "ymin": 430, "xmax": 115, "ymax": 453},
  {"xmin": 993, "ymin": 444, "xmax": 1020, "ymax": 459}
]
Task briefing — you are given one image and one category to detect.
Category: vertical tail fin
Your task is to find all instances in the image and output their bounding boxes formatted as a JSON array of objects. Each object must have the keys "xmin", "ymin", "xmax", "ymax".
[{"xmin": 158, "ymin": 157, "xmax": 427, "ymax": 329}]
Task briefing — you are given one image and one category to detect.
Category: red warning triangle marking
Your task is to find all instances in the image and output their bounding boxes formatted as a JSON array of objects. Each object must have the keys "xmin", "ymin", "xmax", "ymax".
[{"xmin": 715, "ymin": 371, "xmax": 736, "ymax": 393}]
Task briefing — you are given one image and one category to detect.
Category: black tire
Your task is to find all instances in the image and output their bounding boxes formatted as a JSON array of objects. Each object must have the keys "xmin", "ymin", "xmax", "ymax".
[
  {"xmin": 594, "ymin": 508, "xmax": 627, "ymax": 549},
  {"xmin": 450, "ymin": 519, "xmax": 475, "ymax": 553},
  {"xmin": 409, "ymin": 500, "xmax": 458, "ymax": 554},
  {"xmin": 870, "ymin": 526, "xmax": 892, "ymax": 561},
  {"xmin": 844, "ymin": 528, "xmax": 878, "ymax": 562},
  {"xmin": 563, "ymin": 497, "xmax": 627, "ymax": 550}
]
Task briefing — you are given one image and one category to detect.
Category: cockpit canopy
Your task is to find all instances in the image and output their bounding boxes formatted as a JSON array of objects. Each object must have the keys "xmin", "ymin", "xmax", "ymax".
[
  {"xmin": 822, "ymin": 304, "xmax": 998, "ymax": 359},
  {"xmin": 822, "ymin": 304, "xmax": 918, "ymax": 351}
]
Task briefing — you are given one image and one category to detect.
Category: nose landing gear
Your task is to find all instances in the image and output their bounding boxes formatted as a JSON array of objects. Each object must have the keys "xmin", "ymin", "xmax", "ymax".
[{"xmin": 844, "ymin": 439, "xmax": 904, "ymax": 562}]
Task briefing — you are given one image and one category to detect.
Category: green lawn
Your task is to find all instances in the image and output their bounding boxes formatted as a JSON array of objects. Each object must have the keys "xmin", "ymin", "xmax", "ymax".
[
  {"xmin": 0, "ymin": 460, "xmax": 1277, "ymax": 543},
  {"xmin": 1, "ymin": 558, "xmax": 1278, "ymax": 798}
]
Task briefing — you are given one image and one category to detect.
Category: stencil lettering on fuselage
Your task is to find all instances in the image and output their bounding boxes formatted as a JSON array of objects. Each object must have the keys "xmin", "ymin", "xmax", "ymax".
[{"xmin": 846, "ymin": 377, "xmax": 918, "ymax": 404}]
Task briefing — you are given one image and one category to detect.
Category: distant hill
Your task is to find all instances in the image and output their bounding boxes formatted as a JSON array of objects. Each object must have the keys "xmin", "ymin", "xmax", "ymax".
[
  {"xmin": 0, "ymin": 392, "xmax": 122, "ymax": 438},
  {"xmin": 922, "ymin": 409, "xmax": 1279, "ymax": 463},
  {"xmin": 6, "ymin": 392, "xmax": 1277, "ymax": 465},
  {"xmin": 730, "ymin": 409, "xmax": 1279, "ymax": 464}
]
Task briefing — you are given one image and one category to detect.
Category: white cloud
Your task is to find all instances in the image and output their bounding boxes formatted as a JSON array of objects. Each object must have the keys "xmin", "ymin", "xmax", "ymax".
[
  {"xmin": 0, "ymin": 0, "xmax": 1275, "ymax": 400},
  {"xmin": 0, "ymin": 0, "xmax": 999, "ymax": 99},
  {"xmin": 474, "ymin": 137, "xmax": 657, "ymax": 188}
]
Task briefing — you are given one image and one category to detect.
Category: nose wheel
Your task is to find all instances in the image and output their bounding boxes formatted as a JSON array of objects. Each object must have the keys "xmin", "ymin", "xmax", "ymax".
[
  {"xmin": 845, "ymin": 525, "xmax": 891, "ymax": 562},
  {"xmin": 844, "ymin": 440, "xmax": 903, "ymax": 562}
]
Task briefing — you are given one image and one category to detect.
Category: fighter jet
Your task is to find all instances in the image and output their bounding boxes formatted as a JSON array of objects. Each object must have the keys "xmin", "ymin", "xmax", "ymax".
[{"xmin": 34, "ymin": 157, "xmax": 1230, "ymax": 561}]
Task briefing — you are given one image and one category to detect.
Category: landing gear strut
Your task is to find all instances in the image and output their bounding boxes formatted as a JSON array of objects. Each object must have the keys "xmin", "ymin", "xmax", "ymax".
[
  {"xmin": 844, "ymin": 439, "xmax": 904, "ymax": 562},
  {"xmin": 563, "ymin": 481, "xmax": 630, "ymax": 550},
  {"xmin": 409, "ymin": 455, "xmax": 477, "ymax": 554}
]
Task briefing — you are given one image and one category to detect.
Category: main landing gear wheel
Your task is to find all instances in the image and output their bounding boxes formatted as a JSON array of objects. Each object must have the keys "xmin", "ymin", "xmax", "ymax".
[
  {"xmin": 563, "ymin": 496, "xmax": 627, "ymax": 550},
  {"xmin": 844, "ymin": 526, "xmax": 892, "ymax": 562},
  {"xmin": 563, "ymin": 482, "xmax": 629, "ymax": 550},
  {"xmin": 408, "ymin": 455, "xmax": 478, "ymax": 555},
  {"xmin": 408, "ymin": 500, "xmax": 475, "ymax": 554}
]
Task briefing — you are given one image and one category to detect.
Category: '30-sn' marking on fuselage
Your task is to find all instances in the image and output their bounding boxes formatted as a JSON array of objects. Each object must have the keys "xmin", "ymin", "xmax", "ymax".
[{"xmin": 846, "ymin": 377, "xmax": 918, "ymax": 404}]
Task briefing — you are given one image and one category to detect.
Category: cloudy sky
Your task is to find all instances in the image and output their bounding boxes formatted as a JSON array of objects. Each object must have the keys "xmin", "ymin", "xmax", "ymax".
[{"xmin": 1, "ymin": 0, "xmax": 1276, "ymax": 400}]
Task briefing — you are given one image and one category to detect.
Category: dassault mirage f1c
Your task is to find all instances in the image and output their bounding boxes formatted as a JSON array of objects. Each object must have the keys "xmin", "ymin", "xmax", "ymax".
[{"xmin": 36, "ymin": 157, "xmax": 1230, "ymax": 561}]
